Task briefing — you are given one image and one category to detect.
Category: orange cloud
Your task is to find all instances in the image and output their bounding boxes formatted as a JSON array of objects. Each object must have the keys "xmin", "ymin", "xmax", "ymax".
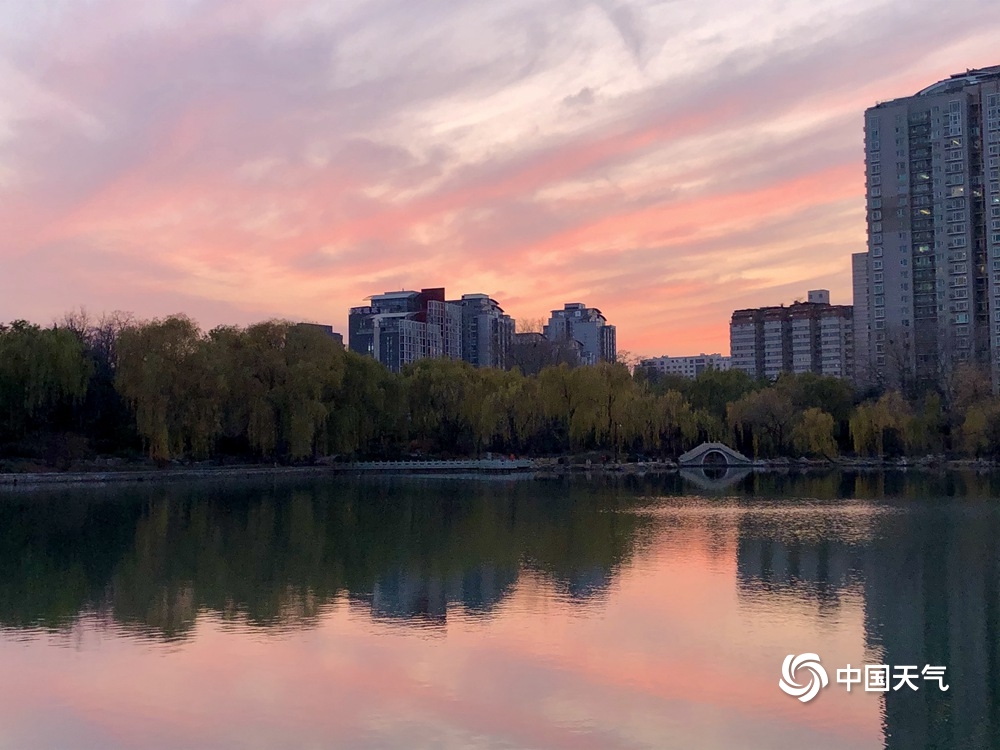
[{"xmin": 1, "ymin": 0, "xmax": 999, "ymax": 361}]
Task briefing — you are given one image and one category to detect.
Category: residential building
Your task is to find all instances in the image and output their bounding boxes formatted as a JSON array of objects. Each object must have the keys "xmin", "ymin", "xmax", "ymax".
[
  {"xmin": 640, "ymin": 353, "xmax": 731, "ymax": 379},
  {"xmin": 448, "ymin": 293, "xmax": 515, "ymax": 369},
  {"xmin": 296, "ymin": 323, "xmax": 344, "ymax": 347},
  {"xmin": 731, "ymin": 309, "xmax": 764, "ymax": 378},
  {"xmin": 763, "ymin": 305, "xmax": 791, "ymax": 379},
  {"xmin": 852, "ymin": 252, "xmax": 870, "ymax": 384},
  {"xmin": 348, "ymin": 288, "xmax": 462, "ymax": 373},
  {"xmin": 729, "ymin": 290, "xmax": 854, "ymax": 380},
  {"xmin": 862, "ymin": 65, "xmax": 1000, "ymax": 388},
  {"xmin": 543, "ymin": 303, "xmax": 616, "ymax": 365}
]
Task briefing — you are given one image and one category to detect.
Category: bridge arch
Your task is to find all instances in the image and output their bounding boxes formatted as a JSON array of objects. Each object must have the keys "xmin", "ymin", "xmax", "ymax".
[{"xmin": 677, "ymin": 442, "xmax": 751, "ymax": 467}]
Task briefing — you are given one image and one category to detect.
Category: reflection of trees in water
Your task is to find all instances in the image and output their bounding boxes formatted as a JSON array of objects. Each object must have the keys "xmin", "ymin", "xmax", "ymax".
[
  {"xmin": 6, "ymin": 470, "xmax": 1000, "ymax": 747},
  {"xmin": 0, "ymin": 478, "xmax": 652, "ymax": 640},
  {"xmin": 728, "ymin": 471, "xmax": 1000, "ymax": 750}
]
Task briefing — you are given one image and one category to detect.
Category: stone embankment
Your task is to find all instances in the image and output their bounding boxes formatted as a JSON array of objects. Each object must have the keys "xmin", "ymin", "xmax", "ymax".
[
  {"xmin": 2, "ymin": 455, "xmax": 997, "ymax": 490},
  {"xmin": 0, "ymin": 458, "xmax": 535, "ymax": 488}
]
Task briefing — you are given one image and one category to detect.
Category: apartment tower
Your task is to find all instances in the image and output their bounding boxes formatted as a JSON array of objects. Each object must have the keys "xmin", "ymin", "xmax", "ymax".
[
  {"xmin": 729, "ymin": 290, "xmax": 853, "ymax": 380},
  {"xmin": 862, "ymin": 65, "xmax": 1000, "ymax": 388},
  {"xmin": 543, "ymin": 303, "xmax": 617, "ymax": 365},
  {"xmin": 348, "ymin": 288, "xmax": 462, "ymax": 373}
]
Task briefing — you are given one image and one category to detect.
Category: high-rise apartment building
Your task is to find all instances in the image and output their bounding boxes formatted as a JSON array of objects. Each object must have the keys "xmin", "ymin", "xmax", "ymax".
[
  {"xmin": 862, "ymin": 65, "xmax": 1000, "ymax": 387},
  {"xmin": 730, "ymin": 291, "xmax": 853, "ymax": 380},
  {"xmin": 448, "ymin": 293, "xmax": 515, "ymax": 369},
  {"xmin": 852, "ymin": 252, "xmax": 871, "ymax": 383},
  {"xmin": 348, "ymin": 288, "xmax": 462, "ymax": 373},
  {"xmin": 543, "ymin": 303, "xmax": 617, "ymax": 365}
]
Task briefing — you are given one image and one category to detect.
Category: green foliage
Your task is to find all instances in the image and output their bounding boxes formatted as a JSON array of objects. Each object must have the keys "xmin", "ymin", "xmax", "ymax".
[
  {"xmin": 792, "ymin": 408, "xmax": 838, "ymax": 459},
  {"xmin": 684, "ymin": 368, "xmax": 762, "ymax": 423},
  {"xmin": 211, "ymin": 321, "xmax": 346, "ymax": 459},
  {"xmin": 0, "ymin": 321, "xmax": 91, "ymax": 439},
  {"xmin": 728, "ymin": 387, "xmax": 796, "ymax": 458},
  {"xmin": 776, "ymin": 372, "xmax": 854, "ymax": 424},
  {"xmin": 115, "ymin": 318, "xmax": 344, "ymax": 461},
  {"xmin": 327, "ymin": 351, "xmax": 406, "ymax": 456},
  {"xmin": 14, "ymin": 310, "xmax": 1000, "ymax": 464},
  {"xmin": 908, "ymin": 393, "xmax": 946, "ymax": 455},
  {"xmin": 957, "ymin": 401, "xmax": 1000, "ymax": 458},
  {"xmin": 850, "ymin": 391, "xmax": 912, "ymax": 458},
  {"xmin": 116, "ymin": 316, "xmax": 220, "ymax": 460}
]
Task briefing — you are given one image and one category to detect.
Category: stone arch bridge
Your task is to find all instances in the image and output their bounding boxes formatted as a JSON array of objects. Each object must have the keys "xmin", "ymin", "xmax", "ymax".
[{"xmin": 678, "ymin": 442, "xmax": 751, "ymax": 467}]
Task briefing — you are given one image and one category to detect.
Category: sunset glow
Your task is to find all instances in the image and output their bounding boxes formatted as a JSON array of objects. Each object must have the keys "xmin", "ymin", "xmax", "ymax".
[{"xmin": 2, "ymin": 0, "xmax": 998, "ymax": 355}]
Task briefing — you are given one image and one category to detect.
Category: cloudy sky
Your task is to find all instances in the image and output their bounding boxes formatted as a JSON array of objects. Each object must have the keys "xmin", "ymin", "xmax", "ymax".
[{"xmin": 1, "ymin": 0, "xmax": 998, "ymax": 356}]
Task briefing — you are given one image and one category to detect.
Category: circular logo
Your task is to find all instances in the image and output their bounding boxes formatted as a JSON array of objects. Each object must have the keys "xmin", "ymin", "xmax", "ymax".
[{"xmin": 779, "ymin": 653, "xmax": 829, "ymax": 703}]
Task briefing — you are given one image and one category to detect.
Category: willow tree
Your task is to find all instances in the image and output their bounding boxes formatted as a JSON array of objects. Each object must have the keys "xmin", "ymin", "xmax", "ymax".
[
  {"xmin": 327, "ymin": 351, "xmax": 405, "ymax": 457},
  {"xmin": 115, "ymin": 315, "xmax": 220, "ymax": 460},
  {"xmin": 0, "ymin": 321, "xmax": 91, "ymax": 439},
  {"xmin": 277, "ymin": 323, "xmax": 346, "ymax": 458},
  {"xmin": 791, "ymin": 408, "xmax": 838, "ymax": 459},
  {"xmin": 211, "ymin": 322, "xmax": 346, "ymax": 460},
  {"xmin": 653, "ymin": 390, "xmax": 700, "ymax": 456},
  {"xmin": 592, "ymin": 362, "xmax": 639, "ymax": 454},
  {"xmin": 727, "ymin": 387, "xmax": 796, "ymax": 458},
  {"xmin": 404, "ymin": 358, "xmax": 475, "ymax": 453},
  {"xmin": 463, "ymin": 367, "xmax": 524, "ymax": 455},
  {"xmin": 957, "ymin": 400, "xmax": 1000, "ymax": 458},
  {"xmin": 510, "ymin": 374, "xmax": 544, "ymax": 452},
  {"xmin": 850, "ymin": 391, "xmax": 912, "ymax": 457}
]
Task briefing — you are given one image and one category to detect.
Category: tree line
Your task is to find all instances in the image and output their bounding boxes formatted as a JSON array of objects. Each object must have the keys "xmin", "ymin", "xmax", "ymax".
[{"xmin": 2, "ymin": 312, "xmax": 1000, "ymax": 466}]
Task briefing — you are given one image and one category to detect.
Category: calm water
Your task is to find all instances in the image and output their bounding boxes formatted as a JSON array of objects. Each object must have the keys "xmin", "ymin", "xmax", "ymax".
[{"xmin": 1, "ymin": 471, "xmax": 998, "ymax": 750}]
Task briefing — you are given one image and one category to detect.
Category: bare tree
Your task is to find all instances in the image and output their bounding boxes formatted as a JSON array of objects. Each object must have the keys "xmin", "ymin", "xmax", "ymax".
[{"xmin": 516, "ymin": 317, "xmax": 546, "ymax": 334}]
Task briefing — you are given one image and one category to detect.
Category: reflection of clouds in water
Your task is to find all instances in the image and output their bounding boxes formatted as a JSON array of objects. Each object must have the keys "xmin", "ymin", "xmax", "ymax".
[{"xmin": 3, "ymin": 473, "xmax": 1000, "ymax": 747}]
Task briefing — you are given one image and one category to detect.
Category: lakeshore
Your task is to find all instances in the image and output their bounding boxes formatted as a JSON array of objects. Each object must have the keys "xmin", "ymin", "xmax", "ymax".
[{"xmin": 2, "ymin": 454, "xmax": 999, "ymax": 489}]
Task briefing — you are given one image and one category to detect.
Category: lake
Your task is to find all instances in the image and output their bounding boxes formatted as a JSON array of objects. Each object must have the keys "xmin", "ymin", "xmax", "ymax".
[{"xmin": 0, "ymin": 471, "xmax": 997, "ymax": 749}]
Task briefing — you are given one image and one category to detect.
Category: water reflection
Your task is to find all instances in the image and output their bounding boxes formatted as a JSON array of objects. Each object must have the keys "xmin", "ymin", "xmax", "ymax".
[
  {"xmin": 738, "ymin": 529, "xmax": 864, "ymax": 613},
  {"xmin": 2, "ymin": 471, "xmax": 999, "ymax": 749},
  {"xmin": 862, "ymin": 503, "xmax": 1000, "ymax": 749},
  {"xmin": 0, "ymin": 478, "xmax": 650, "ymax": 640},
  {"xmin": 725, "ymin": 473, "xmax": 1000, "ymax": 750},
  {"xmin": 679, "ymin": 465, "xmax": 752, "ymax": 491},
  {"xmin": 352, "ymin": 565, "xmax": 519, "ymax": 628}
]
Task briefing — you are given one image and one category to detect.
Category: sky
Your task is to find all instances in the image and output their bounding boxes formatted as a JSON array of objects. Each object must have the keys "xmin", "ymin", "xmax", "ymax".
[{"xmin": 1, "ymin": 0, "xmax": 999, "ymax": 357}]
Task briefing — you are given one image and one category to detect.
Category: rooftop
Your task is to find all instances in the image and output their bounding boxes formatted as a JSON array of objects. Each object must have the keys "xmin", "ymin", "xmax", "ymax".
[
  {"xmin": 915, "ymin": 65, "xmax": 1000, "ymax": 96},
  {"xmin": 368, "ymin": 290, "xmax": 419, "ymax": 301}
]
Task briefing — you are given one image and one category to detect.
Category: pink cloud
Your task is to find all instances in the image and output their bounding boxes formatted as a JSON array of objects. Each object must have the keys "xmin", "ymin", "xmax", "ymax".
[{"xmin": 1, "ymin": 0, "xmax": 998, "ymax": 359}]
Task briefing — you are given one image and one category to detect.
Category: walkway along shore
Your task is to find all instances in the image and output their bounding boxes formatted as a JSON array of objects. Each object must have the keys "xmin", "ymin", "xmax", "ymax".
[
  {"xmin": 1, "ymin": 455, "xmax": 996, "ymax": 489},
  {"xmin": 0, "ymin": 459, "xmax": 533, "ymax": 488}
]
